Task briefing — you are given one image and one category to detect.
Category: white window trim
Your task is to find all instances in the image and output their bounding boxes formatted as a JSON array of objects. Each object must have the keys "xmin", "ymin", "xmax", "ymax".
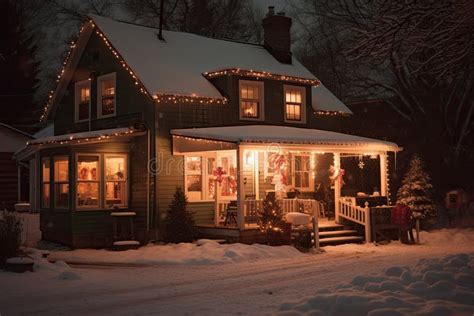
[
  {"xmin": 97, "ymin": 73, "xmax": 116, "ymax": 119},
  {"xmin": 184, "ymin": 151, "xmax": 237, "ymax": 202},
  {"xmin": 76, "ymin": 153, "xmax": 102, "ymax": 210},
  {"xmin": 41, "ymin": 157, "xmax": 51, "ymax": 209},
  {"xmin": 283, "ymin": 84, "xmax": 306, "ymax": 124},
  {"xmin": 53, "ymin": 156, "xmax": 69, "ymax": 209},
  {"xmin": 292, "ymin": 153, "xmax": 313, "ymax": 191},
  {"xmin": 239, "ymin": 80, "xmax": 264, "ymax": 121},
  {"xmin": 104, "ymin": 154, "xmax": 128, "ymax": 208},
  {"xmin": 74, "ymin": 79, "xmax": 91, "ymax": 123}
]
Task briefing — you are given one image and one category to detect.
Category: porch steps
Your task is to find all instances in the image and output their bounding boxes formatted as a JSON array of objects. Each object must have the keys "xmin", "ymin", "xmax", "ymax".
[
  {"xmin": 319, "ymin": 236, "xmax": 364, "ymax": 245},
  {"xmin": 319, "ymin": 229, "xmax": 358, "ymax": 237},
  {"xmin": 318, "ymin": 224, "xmax": 364, "ymax": 246}
]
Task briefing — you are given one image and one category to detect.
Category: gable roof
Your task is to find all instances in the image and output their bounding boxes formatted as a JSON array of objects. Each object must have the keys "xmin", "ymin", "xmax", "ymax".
[
  {"xmin": 90, "ymin": 14, "xmax": 318, "ymax": 98},
  {"xmin": 312, "ymin": 84, "xmax": 353, "ymax": 115},
  {"xmin": 43, "ymin": 15, "xmax": 352, "ymax": 120}
]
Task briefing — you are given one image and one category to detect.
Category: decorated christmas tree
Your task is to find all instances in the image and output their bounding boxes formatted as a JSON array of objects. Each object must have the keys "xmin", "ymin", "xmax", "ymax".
[
  {"xmin": 396, "ymin": 155, "xmax": 436, "ymax": 219},
  {"xmin": 257, "ymin": 194, "xmax": 286, "ymax": 244},
  {"xmin": 163, "ymin": 187, "xmax": 197, "ymax": 243}
]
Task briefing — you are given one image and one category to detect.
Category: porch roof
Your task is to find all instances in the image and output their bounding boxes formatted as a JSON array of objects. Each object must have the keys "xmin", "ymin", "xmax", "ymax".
[
  {"xmin": 26, "ymin": 127, "xmax": 144, "ymax": 147},
  {"xmin": 171, "ymin": 125, "xmax": 401, "ymax": 152}
]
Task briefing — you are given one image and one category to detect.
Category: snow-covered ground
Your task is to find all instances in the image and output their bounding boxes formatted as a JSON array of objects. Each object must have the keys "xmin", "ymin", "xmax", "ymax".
[{"xmin": 1, "ymin": 228, "xmax": 473, "ymax": 315}]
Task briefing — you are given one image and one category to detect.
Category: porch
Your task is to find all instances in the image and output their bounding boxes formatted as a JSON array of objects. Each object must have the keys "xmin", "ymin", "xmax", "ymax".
[{"xmin": 171, "ymin": 125, "xmax": 401, "ymax": 243}]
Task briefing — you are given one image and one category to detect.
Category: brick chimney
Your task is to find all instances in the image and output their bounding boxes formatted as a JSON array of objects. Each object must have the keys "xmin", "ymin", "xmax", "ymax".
[{"xmin": 262, "ymin": 6, "xmax": 292, "ymax": 64}]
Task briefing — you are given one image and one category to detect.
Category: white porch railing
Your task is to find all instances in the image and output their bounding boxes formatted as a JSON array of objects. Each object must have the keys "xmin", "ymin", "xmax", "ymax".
[{"xmin": 338, "ymin": 198, "xmax": 372, "ymax": 242}]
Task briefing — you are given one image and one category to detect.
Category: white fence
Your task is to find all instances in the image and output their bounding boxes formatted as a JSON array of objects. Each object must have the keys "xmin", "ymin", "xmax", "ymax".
[{"xmin": 338, "ymin": 199, "xmax": 372, "ymax": 242}]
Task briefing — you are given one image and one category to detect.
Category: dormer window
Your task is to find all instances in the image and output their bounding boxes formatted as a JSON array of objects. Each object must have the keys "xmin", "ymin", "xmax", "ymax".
[
  {"xmin": 239, "ymin": 80, "xmax": 264, "ymax": 121},
  {"xmin": 74, "ymin": 80, "xmax": 90, "ymax": 122},
  {"xmin": 284, "ymin": 85, "xmax": 306, "ymax": 123},
  {"xmin": 97, "ymin": 73, "xmax": 116, "ymax": 118}
]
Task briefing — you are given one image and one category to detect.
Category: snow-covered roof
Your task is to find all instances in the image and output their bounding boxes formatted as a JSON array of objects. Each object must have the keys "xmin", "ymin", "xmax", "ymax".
[
  {"xmin": 90, "ymin": 14, "xmax": 317, "ymax": 98},
  {"xmin": 33, "ymin": 124, "xmax": 54, "ymax": 139},
  {"xmin": 27, "ymin": 127, "xmax": 143, "ymax": 147},
  {"xmin": 171, "ymin": 125, "xmax": 400, "ymax": 152},
  {"xmin": 312, "ymin": 84, "xmax": 353, "ymax": 115}
]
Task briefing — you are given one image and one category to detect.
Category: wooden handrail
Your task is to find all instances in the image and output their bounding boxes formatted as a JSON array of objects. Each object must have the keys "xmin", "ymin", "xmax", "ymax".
[{"xmin": 338, "ymin": 199, "xmax": 372, "ymax": 243}]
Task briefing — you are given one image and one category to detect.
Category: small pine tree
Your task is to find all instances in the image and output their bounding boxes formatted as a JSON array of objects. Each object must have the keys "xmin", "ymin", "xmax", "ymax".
[
  {"xmin": 396, "ymin": 155, "xmax": 436, "ymax": 219},
  {"xmin": 163, "ymin": 187, "xmax": 197, "ymax": 243},
  {"xmin": 257, "ymin": 194, "xmax": 286, "ymax": 244}
]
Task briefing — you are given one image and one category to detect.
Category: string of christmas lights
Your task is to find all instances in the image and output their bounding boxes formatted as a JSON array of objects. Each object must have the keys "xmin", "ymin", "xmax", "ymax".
[
  {"xmin": 40, "ymin": 17, "xmax": 349, "ymax": 122},
  {"xmin": 39, "ymin": 24, "xmax": 87, "ymax": 121},
  {"xmin": 154, "ymin": 94, "xmax": 228, "ymax": 105},
  {"xmin": 314, "ymin": 110, "xmax": 347, "ymax": 116},
  {"xmin": 27, "ymin": 128, "xmax": 138, "ymax": 147},
  {"xmin": 204, "ymin": 68, "xmax": 321, "ymax": 87}
]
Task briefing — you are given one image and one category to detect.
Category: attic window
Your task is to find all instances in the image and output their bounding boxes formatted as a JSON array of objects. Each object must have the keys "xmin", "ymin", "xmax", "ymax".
[
  {"xmin": 74, "ymin": 80, "xmax": 90, "ymax": 122},
  {"xmin": 98, "ymin": 73, "xmax": 116, "ymax": 118},
  {"xmin": 239, "ymin": 80, "xmax": 264, "ymax": 121}
]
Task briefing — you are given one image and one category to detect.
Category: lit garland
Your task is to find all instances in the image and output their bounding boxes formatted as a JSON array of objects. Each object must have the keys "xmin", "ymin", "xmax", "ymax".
[
  {"xmin": 27, "ymin": 128, "xmax": 138, "ymax": 147},
  {"xmin": 93, "ymin": 23, "xmax": 152, "ymax": 100},
  {"xmin": 40, "ymin": 24, "xmax": 87, "ymax": 121},
  {"xmin": 314, "ymin": 110, "xmax": 348, "ymax": 116},
  {"xmin": 204, "ymin": 68, "xmax": 321, "ymax": 87},
  {"xmin": 154, "ymin": 94, "xmax": 228, "ymax": 105},
  {"xmin": 40, "ymin": 19, "xmax": 154, "ymax": 122},
  {"xmin": 172, "ymin": 135, "xmax": 235, "ymax": 145}
]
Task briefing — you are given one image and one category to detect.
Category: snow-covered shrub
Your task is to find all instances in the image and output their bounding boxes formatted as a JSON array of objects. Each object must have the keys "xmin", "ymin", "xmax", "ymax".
[
  {"xmin": 0, "ymin": 211, "xmax": 23, "ymax": 264},
  {"xmin": 397, "ymin": 155, "xmax": 436, "ymax": 223},
  {"xmin": 162, "ymin": 187, "xmax": 197, "ymax": 243}
]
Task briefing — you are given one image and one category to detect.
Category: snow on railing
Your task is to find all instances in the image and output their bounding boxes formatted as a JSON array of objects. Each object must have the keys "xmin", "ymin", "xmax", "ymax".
[{"xmin": 339, "ymin": 199, "xmax": 372, "ymax": 243}]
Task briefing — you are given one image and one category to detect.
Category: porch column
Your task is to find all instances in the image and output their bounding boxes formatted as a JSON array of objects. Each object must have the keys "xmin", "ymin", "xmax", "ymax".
[
  {"xmin": 333, "ymin": 152, "xmax": 341, "ymax": 223},
  {"xmin": 237, "ymin": 145, "xmax": 245, "ymax": 229},
  {"xmin": 379, "ymin": 153, "xmax": 388, "ymax": 197}
]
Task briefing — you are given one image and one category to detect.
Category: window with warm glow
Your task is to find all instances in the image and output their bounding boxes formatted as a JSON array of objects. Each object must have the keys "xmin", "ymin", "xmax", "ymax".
[
  {"xmin": 284, "ymin": 85, "xmax": 306, "ymax": 123},
  {"xmin": 294, "ymin": 155, "xmax": 311, "ymax": 190},
  {"xmin": 75, "ymin": 80, "xmax": 90, "ymax": 122},
  {"xmin": 185, "ymin": 156, "xmax": 202, "ymax": 201},
  {"xmin": 77, "ymin": 155, "xmax": 100, "ymax": 208},
  {"xmin": 98, "ymin": 73, "xmax": 116, "ymax": 117},
  {"xmin": 239, "ymin": 80, "xmax": 264, "ymax": 120},
  {"xmin": 184, "ymin": 152, "xmax": 237, "ymax": 202},
  {"xmin": 41, "ymin": 157, "xmax": 50, "ymax": 208},
  {"xmin": 54, "ymin": 157, "xmax": 69, "ymax": 208},
  {"xmin": 105, "ymin": 155, "xmax": 127, "ymax": 207}
]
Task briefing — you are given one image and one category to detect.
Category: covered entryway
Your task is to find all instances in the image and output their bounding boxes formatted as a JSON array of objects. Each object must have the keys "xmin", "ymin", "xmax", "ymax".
[{"xmin": 171, "ymin": 125, "xmax": 401, "ymax": 243}]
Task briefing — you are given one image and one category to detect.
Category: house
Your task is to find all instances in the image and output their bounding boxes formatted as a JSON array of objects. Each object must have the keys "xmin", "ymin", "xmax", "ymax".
[
  {"xmin": 0, "ymin": 123, "xmax": 34, "ymax": 210},
  {"xmin": 15, "ymin": 9, "xmax": 401, "ymax": 248}
]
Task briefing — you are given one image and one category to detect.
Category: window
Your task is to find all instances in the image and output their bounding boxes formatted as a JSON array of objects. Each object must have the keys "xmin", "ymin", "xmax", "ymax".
[
  {"xmin": 184, "ymin": 152, "xmax": 237, "ymax": 202},
  {"xmin": 218, "ymin": 155, "xmax": 237, "ymax": 198},
  {"xmin": 284, "ymin": 85, "xmax": 306, "ymax": 123},
  {"xmin": 54, "ymin": 157, "xmax": 69, "ymax": 208},
  {"xmin": 239, "ymin": 80, "xmax": 264, "ymax": 120},
  {"xmin": 105, "ymin": 155, "xmax": 128, "ymax": 207},
  {"xmin": 74, "ymin": 80, "xmax": 91, "ymax": 122},
  {"xmin": 77, "ymin": 155, "xmax": 100, "ymax": 208},
  {"xmin": 41, "ymin": 157, "xmax": 50, "ymax": 208},
  {"xmin": 294, "ymin": 155, "xmax": 311, "ymax": 190},
  {"xmin": 97, "ymin": 73, "xmax": 116, "ymax": 118},
  {"xmin": 185, "ymin": 156, "xmax": 202, "ymax": 201}
]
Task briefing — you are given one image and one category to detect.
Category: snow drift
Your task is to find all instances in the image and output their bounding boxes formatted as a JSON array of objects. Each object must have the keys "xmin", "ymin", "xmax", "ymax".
[
  {"xmin": 278, "ymin": 253, "xmax": 474, "ymax": 315},
  {"xmin": 49, "ymin": 239, "xmax": 305, "ymax": 266}
]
